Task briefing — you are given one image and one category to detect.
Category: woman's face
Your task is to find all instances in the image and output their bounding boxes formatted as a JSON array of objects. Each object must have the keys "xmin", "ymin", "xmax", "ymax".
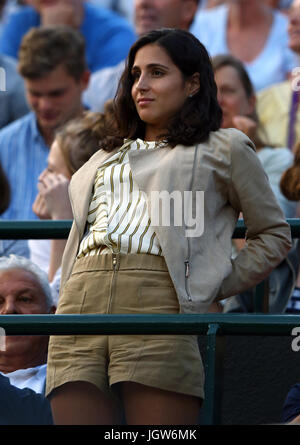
[
  {"xmin": 214, "ymin": 65, "xmax": 255, "ymax": 129},
  {"xmin": 39, "ymin": 139, "xmax": 71, "ymax": 181},
  {"xmin": 288, "ymin": 0, "xmax": 300, "ymax": 53},
  {"xmin": 131, "ymin": 43, "xmax": 196, "ymax": 140}
]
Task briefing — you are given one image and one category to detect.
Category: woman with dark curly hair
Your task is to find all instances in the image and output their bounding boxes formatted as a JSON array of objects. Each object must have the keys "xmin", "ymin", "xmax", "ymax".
[
  {"xmin": 280, "ymin": 142, "xmax": 300, "ymax": 202},
  {"xmin": 45, "ymin": 28, "xmax": 291, "ymax": 425}
]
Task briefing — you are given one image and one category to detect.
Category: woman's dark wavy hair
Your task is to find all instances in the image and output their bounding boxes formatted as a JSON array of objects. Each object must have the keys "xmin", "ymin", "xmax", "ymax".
[
  {"xmin": 0, "ymin": 163, "xmax": 10, "ymax": 215},
  {"xmin": 99, "ymin": 28, "xmax": 222, "ymax": 151},
  {"xmin": 280, "ymin": 141, "xmax": 300, "ymax": 201}
]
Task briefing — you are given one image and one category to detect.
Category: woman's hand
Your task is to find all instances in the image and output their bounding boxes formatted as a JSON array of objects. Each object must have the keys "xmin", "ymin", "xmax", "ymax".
[
  {"xmin": 32, "ymin": 192, "xmax": 51, "ymax": 220},
  {"xmin": 232, "ymin": 115, "xmax": 257, "ymax": 141},
  {"xmin": 36, "ymin": 171, "xmax": 72, "ymax": 220}
]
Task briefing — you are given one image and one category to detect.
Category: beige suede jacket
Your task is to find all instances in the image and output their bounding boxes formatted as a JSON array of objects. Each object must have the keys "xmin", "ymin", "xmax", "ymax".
[{"xmin": 58, "ymin": 128, "xmax": 292, "ymax": 314}]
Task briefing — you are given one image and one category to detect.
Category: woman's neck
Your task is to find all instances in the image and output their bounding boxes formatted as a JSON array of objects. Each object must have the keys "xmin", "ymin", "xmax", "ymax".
[
  {"xmin": 226, "ymin": 1, "xmax": 273, "ymax": 63},
  {"xmin": 144, "ymin": 126, "xmax": 166, "ymax": 142},
  {"xmin": 227, "ymin": 2, "xmax": 271, "ymax": 30}
]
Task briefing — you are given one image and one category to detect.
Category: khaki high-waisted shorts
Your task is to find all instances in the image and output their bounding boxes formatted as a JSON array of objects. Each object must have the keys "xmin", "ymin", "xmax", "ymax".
[{"xmin": 46, "ymin": 253, "xmax": 204, "ymax": 400}]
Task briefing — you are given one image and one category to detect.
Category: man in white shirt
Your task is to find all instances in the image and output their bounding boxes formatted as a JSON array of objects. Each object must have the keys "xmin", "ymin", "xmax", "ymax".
[
  {"xmin": 83, "ymin": 0, "xmax": 200, "ymax": 112},
  {"xmin": 0, "ymin": 255, "xmax": 56, "ymax": 394}
]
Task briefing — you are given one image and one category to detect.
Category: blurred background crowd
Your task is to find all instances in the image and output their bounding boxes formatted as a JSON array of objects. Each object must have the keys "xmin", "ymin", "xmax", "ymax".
[{"xmin": 1, "ymin": 0, "xmax": 300, "ymax": 425}]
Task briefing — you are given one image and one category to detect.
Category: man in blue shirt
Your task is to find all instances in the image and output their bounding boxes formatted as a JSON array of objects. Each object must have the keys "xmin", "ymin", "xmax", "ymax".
[
  {"xmin": 282, "ymin": 383, "xmax": 300, "ymax": 424},
  {"xmin": 0, "ymin": 25, "xmax": 90, "ymax": 222},
  {"xmin": 0, "ymin": 374, "xmax": 53, "ymax": 425},
  {"xmin": 0, "ymin": 255, "xmax": 55, "ymax": 425},
  {"xmin": 0, "ymin": 0, "xmax": 136, "ymax": 73}
]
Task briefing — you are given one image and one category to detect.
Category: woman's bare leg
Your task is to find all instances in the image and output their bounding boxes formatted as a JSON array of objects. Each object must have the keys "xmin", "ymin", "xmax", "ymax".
[
  {"xmin": 49, "ymin": 381, "xmax": 121, "ymax": 425},
  {"xmin": 121, "ymin": 381, "xmax": 200, "ymax": 425}
]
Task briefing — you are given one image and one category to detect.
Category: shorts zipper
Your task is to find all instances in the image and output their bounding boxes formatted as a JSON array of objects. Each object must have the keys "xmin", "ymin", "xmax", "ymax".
[{"xmin": 107, "ymin": 253, "xmax": 118, "ymax": 313}]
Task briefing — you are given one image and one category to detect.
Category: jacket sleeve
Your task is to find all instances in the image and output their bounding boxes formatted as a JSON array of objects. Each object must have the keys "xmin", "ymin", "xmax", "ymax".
[
  {"xmin": 59, "ymin": 219, "xmax": 79, "ymax": 297},
  {"xmin": 218, "ymin": 130, "xmax": 292, "ymax": 299}
]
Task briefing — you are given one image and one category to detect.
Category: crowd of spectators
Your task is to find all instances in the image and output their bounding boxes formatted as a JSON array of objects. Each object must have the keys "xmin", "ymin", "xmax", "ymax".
[{"xmin": 0, "ymin": 0, "xmax": 300, "ymax": 425}]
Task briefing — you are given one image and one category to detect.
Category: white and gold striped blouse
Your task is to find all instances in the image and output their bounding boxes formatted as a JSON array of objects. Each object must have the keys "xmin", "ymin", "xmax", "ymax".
[{"xmin": 77, "ymin": 139, "xmax": 163, "ymax": 258}]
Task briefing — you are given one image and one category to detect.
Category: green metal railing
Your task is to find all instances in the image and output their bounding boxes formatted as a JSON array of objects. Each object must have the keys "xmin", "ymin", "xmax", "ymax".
[
  {"xmin": 0, "ymin": 312, "xmax": 300, "ymax": 424},
  {"xmin": 0, "ymin": 219, "xmax": 299, "ymax": 424},
  {"xmin": 1, "ymin": 218, "xmax": 300, "ymax": 238},
  {"xmin": 2, "ymin": 218, "xmax": 300, "ymax": 313}
]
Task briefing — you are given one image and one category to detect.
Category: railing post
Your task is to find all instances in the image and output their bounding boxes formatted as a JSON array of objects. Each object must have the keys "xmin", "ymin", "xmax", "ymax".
[
  {"xmin": 254, "ymin": 279, "xmax": 269, "ymax": 313},
  {"xmin": 201, "ymin": 323, "xmax": 225, "ymax": 425}
]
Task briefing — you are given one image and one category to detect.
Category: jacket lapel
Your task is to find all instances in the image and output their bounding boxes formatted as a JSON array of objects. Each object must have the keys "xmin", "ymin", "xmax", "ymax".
[
  {"xmin": 129, "ymin": 144, "xmax": 197, "ymax": 294},
  {"xmin": 69, "ymin": 148, "xmax": 119, "ymax": 237},
  {"xmin": 128, "ymin": 144, "xmax": 196, "ymax": 195}
]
